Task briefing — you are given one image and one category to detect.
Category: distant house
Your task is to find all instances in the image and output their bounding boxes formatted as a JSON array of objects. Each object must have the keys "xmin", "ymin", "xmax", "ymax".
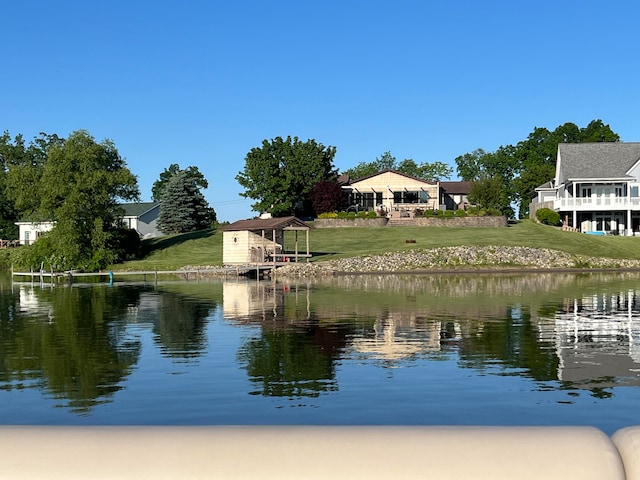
[
  {"xmin": 16, "ymin": 202, "xmax": 162, "ymax": 245},
  {"xmin": 16, "ymin": 221, "xmax": 55, "ymax": 246},
  {"xmin": 118, "ymin": 202, "xmax": 161, "ymax": 239},
  {"xmin": 341, "ymin": 169, "xmax": 440, "ymax": 215},
  {"xmin": 531, "ymin": 142, "xmax": 640, "ymax": 235},
  {"xmin": 220, "ymin": 216, "xmax": 312, "ymax": 265},
  {"xmin": 440, "ymin": 181, "xmax": 473, "ymax": 210}
]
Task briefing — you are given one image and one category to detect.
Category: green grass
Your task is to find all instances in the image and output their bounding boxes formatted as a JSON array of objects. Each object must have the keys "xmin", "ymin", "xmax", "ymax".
[{"xmin": 110, "ymin": 219, "xmax": 640, "ymax": 271}]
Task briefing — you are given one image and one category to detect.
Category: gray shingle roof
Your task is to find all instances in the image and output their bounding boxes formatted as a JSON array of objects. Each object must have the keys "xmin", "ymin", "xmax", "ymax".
[
  {"xmin": 119, "ymin": 202, "xmax": 160, "ymax": 217},
  {"xmin": 559, "ymin": 143, "xmax": 640, "ymax": 180}
]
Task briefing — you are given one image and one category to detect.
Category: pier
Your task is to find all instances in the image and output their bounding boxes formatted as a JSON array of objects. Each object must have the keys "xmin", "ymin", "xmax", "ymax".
[{"xmin": 11, "ymin": 263, "xmax": 286, "ymax": 286}]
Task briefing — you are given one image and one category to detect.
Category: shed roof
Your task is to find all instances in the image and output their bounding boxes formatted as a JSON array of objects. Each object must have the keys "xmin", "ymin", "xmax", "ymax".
[{"xmin": 221, "ymin": 216, "xmax": 311, "ymax": 232}]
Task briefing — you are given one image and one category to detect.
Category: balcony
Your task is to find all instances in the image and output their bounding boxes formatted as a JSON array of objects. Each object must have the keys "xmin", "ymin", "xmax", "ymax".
[{"xmin": 555, "ymin": 196, "xmax": 640, "ymax": 211}]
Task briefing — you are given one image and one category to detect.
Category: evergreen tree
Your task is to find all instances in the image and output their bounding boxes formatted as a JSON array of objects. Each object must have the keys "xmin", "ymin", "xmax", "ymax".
[{"xmin": 157, "ymin": 170, "xmax": 216, "ymax": 234}]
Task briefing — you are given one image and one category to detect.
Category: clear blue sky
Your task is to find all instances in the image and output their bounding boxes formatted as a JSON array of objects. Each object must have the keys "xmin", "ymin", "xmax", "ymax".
[{"xmin": 3, "ymin": 0, "xmax": 638, "ymax": 222}]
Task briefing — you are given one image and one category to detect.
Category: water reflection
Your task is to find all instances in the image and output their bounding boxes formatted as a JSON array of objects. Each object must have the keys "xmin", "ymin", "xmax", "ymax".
[{"xmin": 3, "ymin": 272, "xmax": 640, "ymax": 418}]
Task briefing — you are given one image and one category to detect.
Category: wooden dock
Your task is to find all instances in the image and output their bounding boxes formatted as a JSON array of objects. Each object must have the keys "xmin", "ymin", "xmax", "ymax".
[{"xmin": 11, "ymin": 263, "xmax": 287, "ymax": 285}]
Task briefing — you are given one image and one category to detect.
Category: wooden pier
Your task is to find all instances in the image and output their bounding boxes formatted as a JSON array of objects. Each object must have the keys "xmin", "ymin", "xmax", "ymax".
[{"xmin": 11, "ymin": 263, "xmax": 287, "ymax": 286}]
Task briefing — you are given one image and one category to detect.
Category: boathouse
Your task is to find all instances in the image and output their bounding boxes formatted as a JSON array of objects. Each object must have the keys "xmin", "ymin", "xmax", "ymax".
[{"xmin": 220, "ymin": 216, "xmax": 312, "ymax": 265}]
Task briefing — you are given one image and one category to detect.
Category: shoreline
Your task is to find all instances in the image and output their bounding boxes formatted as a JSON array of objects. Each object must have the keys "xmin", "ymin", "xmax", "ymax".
[{"xmin": 271, "ymin": 246, "xmax": 640, "ymax": 277}]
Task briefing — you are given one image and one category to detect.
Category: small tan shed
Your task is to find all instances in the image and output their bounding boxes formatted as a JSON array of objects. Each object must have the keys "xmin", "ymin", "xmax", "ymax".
[{"xmin": 221, "ymin": 216, "xmax": 312, "ymax": 266}]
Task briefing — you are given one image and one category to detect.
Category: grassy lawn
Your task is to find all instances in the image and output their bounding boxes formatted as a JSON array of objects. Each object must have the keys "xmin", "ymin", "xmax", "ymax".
[{"xmin": 110, "ymin": 219, "xmax": 640, "ymax": 271}]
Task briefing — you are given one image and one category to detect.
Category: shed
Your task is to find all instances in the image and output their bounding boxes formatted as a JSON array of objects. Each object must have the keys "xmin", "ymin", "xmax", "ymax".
[{"xmin": 221, "ymin": 216, "xmax": 312, "ymax": 265}]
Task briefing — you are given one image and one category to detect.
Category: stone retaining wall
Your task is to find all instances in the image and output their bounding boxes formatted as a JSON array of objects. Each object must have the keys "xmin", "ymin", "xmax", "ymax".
[
  {"xmin": 413, "ymin": 216, "xmax": 508, "ymax": 227},
  {"xmin": 314, "ymin": 218, "xmax": 389, "ymax": 228},
  {"xmin": 313, "ymin": 216, "xmax": 508, "ymax": 228}
]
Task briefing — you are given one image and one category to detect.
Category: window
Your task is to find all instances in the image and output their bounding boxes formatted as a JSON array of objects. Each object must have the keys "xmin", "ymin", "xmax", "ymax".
[{"xmin": 393, "ymin": 191, "xmax": 429, "ymax": 204}]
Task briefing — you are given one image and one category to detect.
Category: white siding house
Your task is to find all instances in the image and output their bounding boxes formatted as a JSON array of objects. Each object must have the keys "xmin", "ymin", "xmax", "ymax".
[
  {"xmin": 16, "ymin": 221, "xmax": 55, "ymax": 246},
  {"xmin": 532, "ymin": 142, "xmax": 640, "ymax": 236}
]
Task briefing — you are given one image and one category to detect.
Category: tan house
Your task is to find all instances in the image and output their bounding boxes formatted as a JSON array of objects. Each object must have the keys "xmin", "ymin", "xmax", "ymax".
[
  {"xmin": 220, "ymin": 216, "xmax": 312, "ymax": 265},
  {"xmin": 342, "ymin": 169, "xmax": 440, "ymax": 215}
]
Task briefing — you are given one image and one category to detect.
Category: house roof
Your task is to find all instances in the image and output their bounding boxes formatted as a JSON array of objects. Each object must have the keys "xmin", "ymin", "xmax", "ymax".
[
  {"xmin": 220, "ymin": 216, "xmax": 312, "ymax": 232},
  {"xmin": 535, "ymin": 181, "xmax": 554, "ymax": 190},
  {"xmin": 119, "ymin": 202, "xmax": 160, "ymax": 217},
  {"xmin": 558, "ymin": 142, "xmax": 640, "ymax": 180},
  {"xmin": 440, "ymin": 181, "xmax": 472, "ymax": 194},
  {"xmin": 348, "ymin": 169, "xmax": 436, "ymax": 185}
]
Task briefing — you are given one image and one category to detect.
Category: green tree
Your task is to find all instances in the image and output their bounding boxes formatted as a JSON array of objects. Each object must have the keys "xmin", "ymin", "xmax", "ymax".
[
  {"xmin": 3, "ymin": 132, "xmax": 64, "ymax": 220},
  {"xmin": 455, "ymin": 119, "xmax": 620, "ymax": 218},
  {"xmin": 343, "ymin": 151, "xmax": 452, "ymax": 181},
  {"xmin": 12, "ymin": 130, "xmax": 139, "ymax": 271},
  {"xmin": 151, "ymin": 164, "xmax": 208, "ymax": 202},
  {"xmin": 157, "ymin": 170, "xmax": 216, "ymax": 234},
  {"xmin": 468, "ymin": 176, "xmax": 511, "ymax": 215},
  {"xmin": 236, "ymin": 136, "xmax": 337, "ymax": 216}
]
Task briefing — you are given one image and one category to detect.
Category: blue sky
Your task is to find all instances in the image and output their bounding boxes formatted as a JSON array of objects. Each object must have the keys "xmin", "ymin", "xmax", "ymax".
[{"xmin": 2, "ymin": 0, "xmax": 638, "ymax": 221}]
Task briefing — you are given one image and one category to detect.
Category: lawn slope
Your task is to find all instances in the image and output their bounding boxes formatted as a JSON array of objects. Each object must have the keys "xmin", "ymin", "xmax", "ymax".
[{"xmin": 111, "ymin": 220, "xmax": 640, "ymax": 271}]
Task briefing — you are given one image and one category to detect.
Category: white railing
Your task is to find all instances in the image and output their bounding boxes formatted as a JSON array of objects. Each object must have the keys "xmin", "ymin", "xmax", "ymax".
[{"xmin": 555, "ymin": 197, "xmax": 640, "ymax": 210}]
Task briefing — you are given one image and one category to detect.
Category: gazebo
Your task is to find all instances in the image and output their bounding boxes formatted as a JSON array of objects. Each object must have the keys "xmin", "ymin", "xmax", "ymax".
[{"xmin": 220, "ymin": 216, "xmax": 312, "ymax": 266}]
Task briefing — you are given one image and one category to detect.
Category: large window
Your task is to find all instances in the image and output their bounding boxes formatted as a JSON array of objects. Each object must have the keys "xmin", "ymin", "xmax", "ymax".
[
  {"xmin": 349, "ymin": 192, "xmax": 382, "ymax": 209},
  {"xmin": 393, "ymin": 190, "xmax": 429, "ymax": 204}
]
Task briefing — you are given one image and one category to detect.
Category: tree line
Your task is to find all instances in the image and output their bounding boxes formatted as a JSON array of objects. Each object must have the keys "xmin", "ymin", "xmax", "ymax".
[
  {"xmin": 0, "ymin": 130, "xmax": 215, "ymax": 272},
  {"xmin": 236, "ymin": 120, "xmax": 620, "ymax": 219},
  {"xmin": 1, "ymin": 119, "xmax": 619, "ymax": 271}
]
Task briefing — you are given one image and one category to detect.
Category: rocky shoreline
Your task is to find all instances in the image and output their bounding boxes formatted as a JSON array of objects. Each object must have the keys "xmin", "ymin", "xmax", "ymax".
[{"xmin": 272, "ymin": 246, "xmax": 640, "ymax": 276}]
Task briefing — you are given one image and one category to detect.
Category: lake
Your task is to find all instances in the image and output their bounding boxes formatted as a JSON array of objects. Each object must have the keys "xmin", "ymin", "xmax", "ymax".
[{"xmin": 2, "ymin": 271, "xmax": 640, "ymax": 434}]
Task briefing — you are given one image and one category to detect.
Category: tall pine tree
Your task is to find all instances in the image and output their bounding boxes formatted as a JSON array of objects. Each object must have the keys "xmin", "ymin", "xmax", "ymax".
[{"xmin": 157, "ymin": 170, "xmax": 216, "ymax": 234}]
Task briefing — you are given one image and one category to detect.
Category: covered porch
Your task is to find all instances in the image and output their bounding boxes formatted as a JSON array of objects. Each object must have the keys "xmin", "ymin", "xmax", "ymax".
[{"xmin": 220, "ymin": 216, "xmax": 313, "ymax": 266}]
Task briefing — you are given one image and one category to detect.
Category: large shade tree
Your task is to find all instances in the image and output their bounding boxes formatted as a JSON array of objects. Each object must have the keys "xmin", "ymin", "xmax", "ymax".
[
  {"xmin": 455, "ymin": 119, "xmax": 620, "ymax": 218},
  {"xmin": 12, "ymin": 130, "xmax": 140, "ymax": 271},
  {"xmin": 236, "ymin": 136, "xmax": 337, "ymax": 216}
]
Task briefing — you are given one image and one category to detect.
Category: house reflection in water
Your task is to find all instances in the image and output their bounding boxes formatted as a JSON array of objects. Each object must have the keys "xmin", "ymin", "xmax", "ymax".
[{"xmin": 538, "ymin": 289, "xmax": 640, "ymax": 396}]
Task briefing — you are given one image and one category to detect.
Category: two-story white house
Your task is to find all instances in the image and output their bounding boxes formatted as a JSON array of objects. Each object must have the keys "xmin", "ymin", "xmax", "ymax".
[{"xmin": 535, "ymin": 142, "xmax": 640, "ymax": 236}]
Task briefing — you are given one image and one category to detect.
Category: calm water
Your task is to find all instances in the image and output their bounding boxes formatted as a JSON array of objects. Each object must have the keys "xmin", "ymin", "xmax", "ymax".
[{"xmin": 2, "ymin": 271, "xmax": 640, "ymax": 433}]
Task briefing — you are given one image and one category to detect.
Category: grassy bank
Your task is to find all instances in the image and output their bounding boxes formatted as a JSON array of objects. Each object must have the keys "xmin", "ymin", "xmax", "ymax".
[{"xmin": 109, "ymin": 219, "xmax": 640, "ymax": 272}]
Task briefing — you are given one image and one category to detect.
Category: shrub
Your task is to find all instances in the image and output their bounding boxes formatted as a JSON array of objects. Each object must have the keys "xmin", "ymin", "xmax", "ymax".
[
  {"xmin": 454, "ymin": 209, "xmax": 467, "ymax": 217},
  {"xmin": 366, "ymin": 211, "xmax": 377, "ymax": 219},
  {"xmin": 536, "ymin": 207, "xmax": 561, "ymax": 226},
  {"xmin": 346, "ymin": 211, "xmax": 356, "ymax": 219},
  {"xmin": 444, "ymin": 210, "xmax": 454, "ymax": 218},
  {"xmin": 337, "ymin": 211, "xmax": 348, "ymax": 219},
  {"xmin": 317, "ymin": 212, "xmax": 338, "ymax": 219},
  {"xmin": 356, "ymin": 211, "xmax": 367, "ymax": 218},
  {"xmin": 436, "ymin": 209, "xmax": 445, "ymax": 218}
]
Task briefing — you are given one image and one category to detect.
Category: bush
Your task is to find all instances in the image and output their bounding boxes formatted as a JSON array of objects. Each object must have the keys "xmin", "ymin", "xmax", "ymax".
[
  {"xmin": 436, "ymin": 209, "xmax": 445, "ymax": 218},
  {"xmin": 444, "ymin": 210, "xmax": 454, "ymax": 218},
  {"xmin": 423, "ymin": 210, "xmax": 433, "ymax": 218},
  {"xmin": 454, "ymin": 209, "xmax": 467, "ymax": 217},
  {"xmin": 536, "ymin": 207, "xmax": 561, "ymax": 226},
  {"xmin": 337, "ymin": 211, "xmax": 348, "ymax": 219},
  {"xmin": 356, "ymin": 211, "xmax": 367, "ymax": 218},
  {"xmin": 346, "ymin": 211, "xmax": 356, "ymax": 219},
  {"xmin": 317, "ymin": 212, "xmax": 338, "ymax": 219},
  {"xmin": 366, "ymin": 211, "xmax": 377, "ymax": 219}
]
